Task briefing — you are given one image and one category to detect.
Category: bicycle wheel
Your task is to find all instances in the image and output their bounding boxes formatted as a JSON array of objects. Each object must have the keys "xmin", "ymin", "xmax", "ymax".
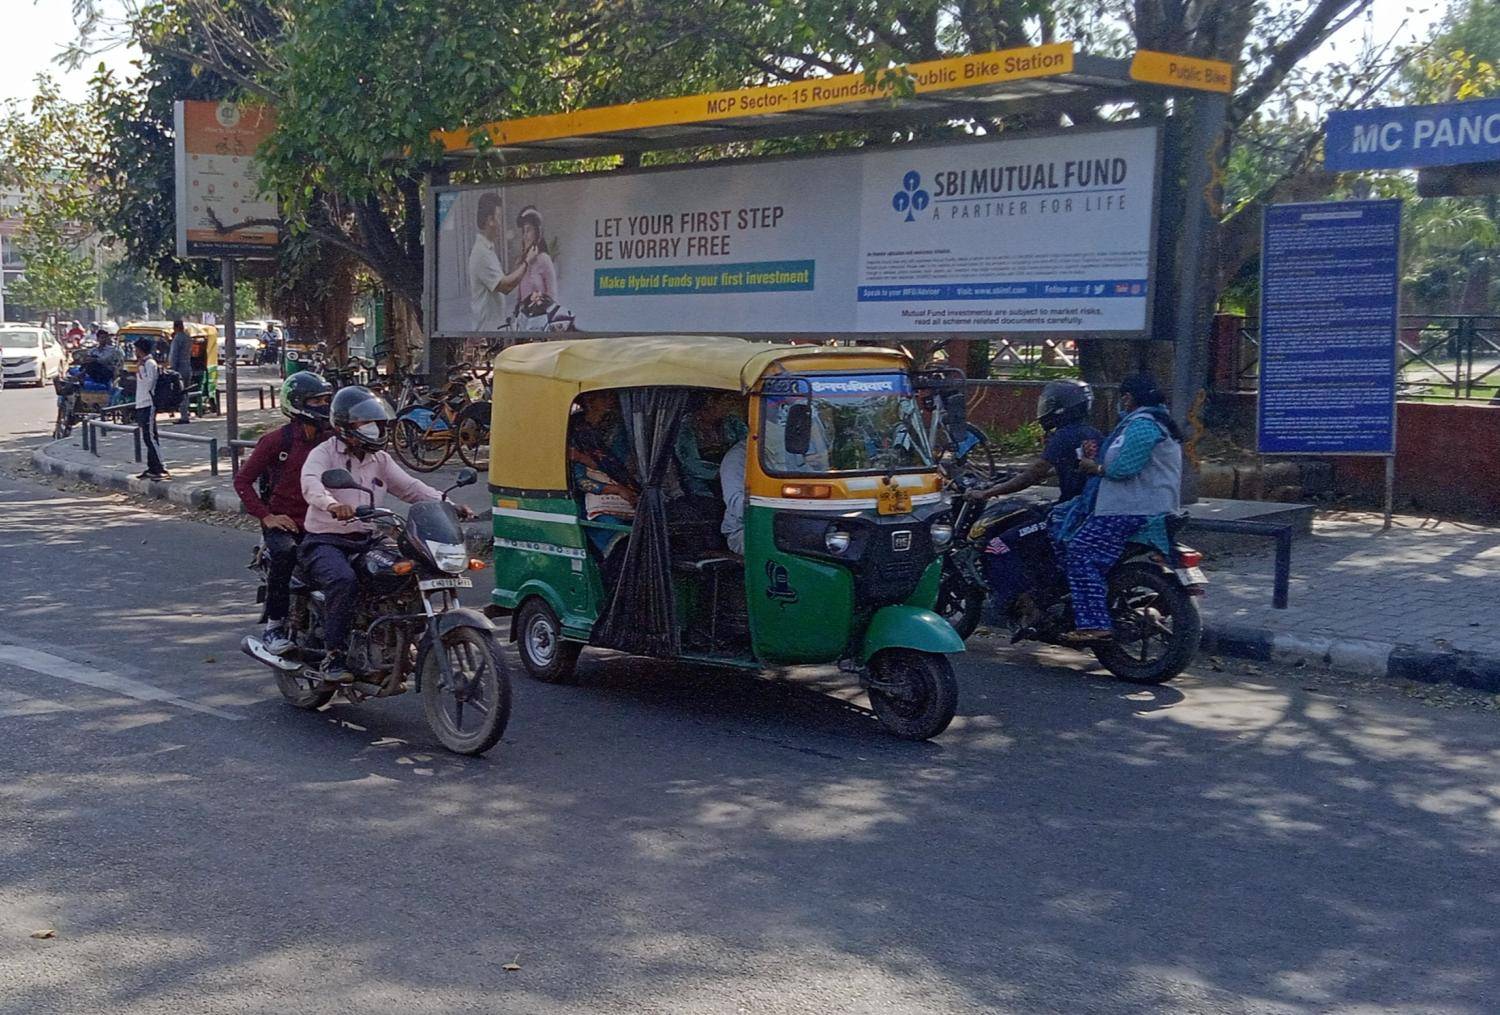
[
  {"xmin": 456, "ymin": 414, "xmax": 489, "ymax": 470},
  {"xmin": 392, "ymin": 415, "xmax": 452, "ymax": 472}
]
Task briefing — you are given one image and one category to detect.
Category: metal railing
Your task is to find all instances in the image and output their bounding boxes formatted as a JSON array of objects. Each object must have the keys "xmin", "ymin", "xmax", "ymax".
[
  {"xmin": 1229, "ymin": 314, "xmax": 1500, "ymax": 401},
  {"xmin": 1185, "ymin": 517, "xmax": 1293, "ymax": 609},
  {"xmin": 81, "ymin": 417, "xmax": 220, "ymax": 476}
]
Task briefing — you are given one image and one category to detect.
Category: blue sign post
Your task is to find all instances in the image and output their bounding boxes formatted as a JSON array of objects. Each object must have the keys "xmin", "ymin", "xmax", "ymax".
[
  {"xmin": 1257, "ymin": 199, "xmax": 1400, "ymax": 476},
  {"xmin": 1326, "ymin": 98, "xmax": 1500, "ymax": 171}
]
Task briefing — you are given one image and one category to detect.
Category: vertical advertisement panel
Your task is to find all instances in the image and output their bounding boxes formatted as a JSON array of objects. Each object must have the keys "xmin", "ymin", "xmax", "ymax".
[
  {"xmin": 433, "ymin": 124, "xmax": 1159, "ymax": 337},
  {"xmin": 173, "ymin": 100, "xmax": 280, "ymax": 258},
  {"xmin": 1257, "ymin": 199, "xmax": 1401, "ymax": 455}
]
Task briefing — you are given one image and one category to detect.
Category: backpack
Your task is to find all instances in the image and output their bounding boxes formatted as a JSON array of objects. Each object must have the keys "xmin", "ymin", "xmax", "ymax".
[
  {"xmin": 153, "ymin": 368, "xmax": 185, "ymax": 411},
  {"xmin": 255, "ymin": 424, "xmax": 297, "ymax": 503}
]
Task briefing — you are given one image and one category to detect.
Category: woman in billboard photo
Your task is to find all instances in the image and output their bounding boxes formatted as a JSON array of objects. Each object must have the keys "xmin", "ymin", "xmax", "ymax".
[{"xmin": 501, "ymin": 206, "xmax": 576, "ymax": 332}]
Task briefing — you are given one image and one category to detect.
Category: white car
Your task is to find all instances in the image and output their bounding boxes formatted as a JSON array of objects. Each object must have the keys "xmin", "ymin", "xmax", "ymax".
[
  {"xmin": 219, "ymin": 327, "xmax": 264, "ymax": 365},
  {"xmin": 1, "ymin": 327, "xmax": 69, "ymax": 387}
]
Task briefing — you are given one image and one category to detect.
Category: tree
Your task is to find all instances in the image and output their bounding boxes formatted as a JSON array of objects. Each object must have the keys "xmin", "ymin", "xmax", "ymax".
[{"xmin": 4, "ymin": 226, "xmax": 100, "ymax": 321}]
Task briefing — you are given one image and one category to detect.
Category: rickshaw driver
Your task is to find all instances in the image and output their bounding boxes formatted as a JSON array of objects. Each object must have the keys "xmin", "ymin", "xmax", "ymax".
[
  {"xmin": 300, "ymin": 386, "xmax": 475, "ymax": 683},
  {"xmin": 718, "ymin": 435, "xmax": 747, "ymax": 555}
]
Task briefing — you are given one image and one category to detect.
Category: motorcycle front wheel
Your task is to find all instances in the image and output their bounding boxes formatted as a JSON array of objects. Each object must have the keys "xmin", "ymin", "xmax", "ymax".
[
  {"xmin": 1092, "ymin": 563, "xmax": 1202, "ymax": 684},
  {"xmin": 419, "ymin": 627, "xmax": 511, "ymax": 756},
  {"xmin": 936, "ymin": 564, "xmax": 986, "ymax": 640}
]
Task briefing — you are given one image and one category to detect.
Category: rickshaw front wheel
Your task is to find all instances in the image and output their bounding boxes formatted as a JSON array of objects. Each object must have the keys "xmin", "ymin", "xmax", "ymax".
[
  {"xmin": 866, "ymin": 649, "xmax": 958, "ymax": 741},
  {"xmin": 516, "ymin": 598, "xmax": 581, "ymax": 684}
]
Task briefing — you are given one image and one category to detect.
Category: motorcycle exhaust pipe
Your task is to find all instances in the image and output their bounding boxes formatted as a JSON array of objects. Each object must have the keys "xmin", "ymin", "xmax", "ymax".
[{"xmin": 240, "ymin": 635, "xmax": 305, "ymax": 673}]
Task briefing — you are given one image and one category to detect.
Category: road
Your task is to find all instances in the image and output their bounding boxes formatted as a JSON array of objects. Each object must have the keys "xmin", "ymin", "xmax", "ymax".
[{"xmin": 2, "ymin": 383, "xmax": 1498, "ymax": 1014}]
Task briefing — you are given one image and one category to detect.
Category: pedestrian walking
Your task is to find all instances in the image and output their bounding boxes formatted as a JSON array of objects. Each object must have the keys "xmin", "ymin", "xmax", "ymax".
[
  {"xmin": 168, "ymin": 319, "xmax": 193, "ymax": 424},
  {"xmin": 132, "ymin": 337, "xmax": 169, "ymax": 480}
]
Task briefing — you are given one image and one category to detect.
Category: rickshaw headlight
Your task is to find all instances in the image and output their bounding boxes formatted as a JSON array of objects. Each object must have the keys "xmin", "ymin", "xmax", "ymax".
[
  {"xmin": 930, "ymin": 521, "xmax": 954, "ymax": 548},
  {"xmin": 824, "ymin": 527, "xmax": 852, "ymax": 555}
]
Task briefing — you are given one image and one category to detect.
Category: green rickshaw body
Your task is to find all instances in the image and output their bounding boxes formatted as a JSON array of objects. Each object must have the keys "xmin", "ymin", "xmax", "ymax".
[{"xmin": 487, "ymin": 337, "xmax": 963, "ymax": 674}]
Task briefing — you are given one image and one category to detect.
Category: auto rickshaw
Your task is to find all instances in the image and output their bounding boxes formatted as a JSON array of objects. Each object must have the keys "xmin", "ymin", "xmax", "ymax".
[
  {"xmin": 117, "ymin": 321, "xmax": 220, "ymax": 414},
  {"xmin": 488, "ymin": 336, "xmax": 964, "ymax": 740}
]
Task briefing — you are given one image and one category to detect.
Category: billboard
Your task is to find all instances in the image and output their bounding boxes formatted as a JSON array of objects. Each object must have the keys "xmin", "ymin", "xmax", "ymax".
[
  {"xmin": 1257, "ymin": 200, "xmax": 1400, "ymax": 456},
  {"xmin": 173, "ymin": 100, "xmax": 280, "ymax": 258},
  {"xmin": 432, "ymin": 124, "xmax": 1160, "ymax": 338}
]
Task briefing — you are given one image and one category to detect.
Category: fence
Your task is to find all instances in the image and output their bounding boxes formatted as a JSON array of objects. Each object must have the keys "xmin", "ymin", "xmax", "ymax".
[
  {"xmin": 1222, "ymin": 314, "xmax": 1500, "ymax": 401},
  {"xmin": 81, "ymin": 418, "xmax": 220, "ymax": 476}
]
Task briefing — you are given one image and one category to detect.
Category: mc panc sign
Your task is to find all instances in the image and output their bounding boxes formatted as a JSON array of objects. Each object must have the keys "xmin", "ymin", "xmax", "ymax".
[{"xmin": 1325, "ymin": 97, "xmax": 1500, "ymax": 172}]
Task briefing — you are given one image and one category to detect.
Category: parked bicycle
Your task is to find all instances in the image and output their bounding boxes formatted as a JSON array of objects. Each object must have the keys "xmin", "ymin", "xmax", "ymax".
[{"xmin": 390, "ymin": 363, "xmax": 489, "ymax": 472}]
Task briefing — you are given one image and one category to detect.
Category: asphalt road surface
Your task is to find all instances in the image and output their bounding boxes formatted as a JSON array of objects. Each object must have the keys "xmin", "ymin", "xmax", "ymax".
[{"xmin": 2, "ymin": 384, "xmax": 1498, "ymax": 1014}]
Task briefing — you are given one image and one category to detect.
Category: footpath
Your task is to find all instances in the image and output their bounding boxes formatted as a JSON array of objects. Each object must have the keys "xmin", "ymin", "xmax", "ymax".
[{"xmin": 30, "ymin": 409, "xmax": 1500, "ymax": 693}]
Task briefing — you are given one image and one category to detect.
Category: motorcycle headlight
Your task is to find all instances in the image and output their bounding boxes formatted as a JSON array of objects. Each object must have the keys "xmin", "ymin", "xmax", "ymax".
[
  {"xmin": 824, "ymin": 527, "xmax": 852, "ymax": 554},
  {"xmin": 426, "ymin": 540, "xmax": 468, "ymax": 574},
  {"xmin": 930, "ymin": 521, "xmax": 954, "ymax": 548}
]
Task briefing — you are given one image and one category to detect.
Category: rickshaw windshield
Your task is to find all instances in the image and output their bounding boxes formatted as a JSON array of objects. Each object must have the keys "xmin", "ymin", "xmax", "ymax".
[{"xmin": 760, "ymin": 372, "xmax": 934, "ymax": 476}]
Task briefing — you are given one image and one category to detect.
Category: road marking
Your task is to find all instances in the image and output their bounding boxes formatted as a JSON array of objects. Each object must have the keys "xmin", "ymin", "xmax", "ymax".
[{"xmin": 0, "ymin": 643, "xmax": 243, "ymax": 721}]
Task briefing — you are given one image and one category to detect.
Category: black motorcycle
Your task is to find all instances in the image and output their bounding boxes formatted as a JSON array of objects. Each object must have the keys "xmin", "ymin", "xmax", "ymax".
[
  {"xmin": 938, "ymin": 479, "xmax": 1208, "ymax": 685},
  {"xmin": 240, "ymin": 467, "xmax": 511, "ymax": 756}
]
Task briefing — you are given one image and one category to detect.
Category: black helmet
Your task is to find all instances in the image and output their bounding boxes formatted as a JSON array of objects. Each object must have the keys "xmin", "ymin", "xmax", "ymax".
[
  {"xmin": 330, "ymin": 385, "xmax": 395, "ymax": 453},
  {"xmin": 281, "ymin": 371, "xmax": 333, "ymax": 425},
  {"xmin": 1036, "ymin": 379, "xmax": 1093, "ymax": 430}
]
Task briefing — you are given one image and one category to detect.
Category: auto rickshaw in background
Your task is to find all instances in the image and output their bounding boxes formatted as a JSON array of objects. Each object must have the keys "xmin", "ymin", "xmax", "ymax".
[
  {"xmin": 488, "ymin": 336, "xmax": 965, "ymax": 741},
  {"xmin": 117, "ymin": 321, "xmax": 220, "ymax": 415},
  {"xmin": 282, "ymin": 326, "xmax": 320, "ymax": 378}
]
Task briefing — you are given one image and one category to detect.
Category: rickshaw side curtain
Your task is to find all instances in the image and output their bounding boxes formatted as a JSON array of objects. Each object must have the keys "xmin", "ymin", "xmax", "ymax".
[{"xmin": 591, "ymin": 388, "xmax": 692, "ymax": 657}]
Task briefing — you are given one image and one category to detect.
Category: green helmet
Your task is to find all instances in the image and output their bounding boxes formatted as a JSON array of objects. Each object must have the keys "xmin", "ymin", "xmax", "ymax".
[{"xmin": 281, "ymin": 371, "xmax": 333, "ymax": 425}]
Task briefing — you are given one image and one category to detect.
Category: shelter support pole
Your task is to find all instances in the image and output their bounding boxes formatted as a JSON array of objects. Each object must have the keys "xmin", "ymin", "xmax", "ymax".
[
  {"xmin": 1382, "ymin": 455, "xmax": 1395, "ymax": 531},
  {"xmin": 223, "ymin": 258, "xmax": 238, "ymax": 444},
  {"xmin": 1170, "ymin": 90, "xmax": 1230, "ymax": 504}
]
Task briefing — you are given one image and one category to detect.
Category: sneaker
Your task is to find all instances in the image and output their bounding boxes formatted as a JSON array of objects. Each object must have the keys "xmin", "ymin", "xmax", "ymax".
[
  {"xmin": 152, "ymin": 470, "xmax": 172, "ymax": 481},
  {"xmin": 314, "ymin": 652, "xmax": 355, "ymax": 684},
  {"xmin": 136, "ymin": 470, "xmax": 154, "ymax": 479},
  {"xmin": 262, "ymin": 624, "xmax": 295, "ymax": 656}
]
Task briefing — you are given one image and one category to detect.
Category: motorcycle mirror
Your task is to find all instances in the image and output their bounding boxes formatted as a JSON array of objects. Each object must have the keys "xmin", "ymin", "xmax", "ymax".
[
  {"xmin": 320, "ymin": 468, "xmax": 360, "ymax": 490},
  {"xmin": 454, "ymin": 468, "xmax": 478, "ymax": 488},
  {"xmin": 784, "ymin": 403, "xmax": 812, "ymax": 457}
]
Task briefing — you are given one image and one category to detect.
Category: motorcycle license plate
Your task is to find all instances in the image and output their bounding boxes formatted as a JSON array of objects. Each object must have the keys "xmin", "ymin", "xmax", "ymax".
[
  {"xmin": 419, "ymin": 577, "xmax": 473, "ymax": 591},
  {"xmin": 1175, "ymin": 566, "xmax": 1208, "ymax": 586}
]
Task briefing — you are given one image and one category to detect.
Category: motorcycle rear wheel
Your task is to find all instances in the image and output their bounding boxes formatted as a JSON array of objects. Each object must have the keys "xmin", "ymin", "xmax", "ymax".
[
  {"xmin": 419, "ymin": 627, "xmax": 511, "ymax": 756},
  {"xmin": 275, "ymin": 669, "xmax": 337, "ymax": 710},
  {"xmin": 1092, "ymin": 563, "xmax": 1201, "ymax": 684}
]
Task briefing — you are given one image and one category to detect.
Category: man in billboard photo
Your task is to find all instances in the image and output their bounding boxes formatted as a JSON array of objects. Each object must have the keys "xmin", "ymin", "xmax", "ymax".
[{"xmin": 467, "ymin": 192, "xmax": 510, "ymax": 331}]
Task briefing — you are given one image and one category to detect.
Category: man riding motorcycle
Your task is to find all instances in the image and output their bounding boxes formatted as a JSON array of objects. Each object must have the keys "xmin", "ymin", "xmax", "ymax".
[
  {"xmin": 299, "ymin": 386, "xmax": 475, "ymax": 684},
  {"xmin": 232, "ymin": 371, "xmax": 334, "ymax": 655},
  {"xmin": 967, "ymin": 379, "xmax": 1102, "ymax": 626}
]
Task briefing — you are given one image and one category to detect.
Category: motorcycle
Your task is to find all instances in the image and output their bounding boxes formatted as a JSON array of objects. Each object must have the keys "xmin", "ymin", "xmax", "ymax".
[
  {"xmin": 938, "ymin": 475, "xmax": 1208, "ymax": 685},
  {"xmin": 240, "ymin": 467, "xmax": 512, "ymax": 756}
]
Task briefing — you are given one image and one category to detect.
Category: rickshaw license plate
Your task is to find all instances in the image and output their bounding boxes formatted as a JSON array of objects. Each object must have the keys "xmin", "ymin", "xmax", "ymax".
[
  {"xmin": 876, "ymin": 486, "xmax": 912, "ymax": 515},
  {"xmin": 419, "ymin": 577, "xmax": 473, "ymax": 591},
  {"xmin": 1175, "ymin": 566, "xmax": 1207, "ymax": 585}
]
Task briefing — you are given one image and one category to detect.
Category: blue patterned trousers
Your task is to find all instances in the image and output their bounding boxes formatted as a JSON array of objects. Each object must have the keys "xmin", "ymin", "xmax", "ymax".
[{"xmin": 1063, "ymin": 514, "xmax": 1146, "ymax": 631}]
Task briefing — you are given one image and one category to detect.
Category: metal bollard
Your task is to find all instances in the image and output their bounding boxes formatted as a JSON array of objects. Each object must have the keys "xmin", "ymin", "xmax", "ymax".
[
  {"xmin": 208, "ymin": 437, "xmax": 219, "ymax": 477},
  {"xmin": 133, "ymin": 427, "xmax": 142, "ymax": 464},
  {"xmin": 257, "ymin": 387, "xmax": 266, "ymax": 410},
  {"xmin": 80, "ymin": 420, "xmax": 90, "ymax": 452}
]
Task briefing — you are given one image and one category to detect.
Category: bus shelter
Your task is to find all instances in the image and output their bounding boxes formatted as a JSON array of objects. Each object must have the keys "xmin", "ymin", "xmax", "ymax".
[{"xmin": 423, "ymin": 42, "xmax": 1234, "ymax": 423}]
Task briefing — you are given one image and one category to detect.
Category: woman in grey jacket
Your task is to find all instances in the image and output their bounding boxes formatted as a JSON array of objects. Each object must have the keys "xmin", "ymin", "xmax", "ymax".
[{"xmin": 1063, "ymin": 373, "xmax": 1183, "ymax": 642}]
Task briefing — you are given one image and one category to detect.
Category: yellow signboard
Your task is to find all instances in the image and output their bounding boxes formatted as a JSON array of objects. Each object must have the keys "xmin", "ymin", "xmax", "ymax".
[
  {"xmin": 436, "ymin": 42, "xmax": 1077, "ymax": 153},
  {"xmin": 1129, "ymin": 50, "xmax": 1233, "ymax": 93}
]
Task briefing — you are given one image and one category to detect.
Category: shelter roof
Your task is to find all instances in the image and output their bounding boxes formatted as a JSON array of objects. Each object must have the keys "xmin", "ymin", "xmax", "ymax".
[{"xmin": 436, "ymin": 44, "xmax": 1231, "ymax": 166}]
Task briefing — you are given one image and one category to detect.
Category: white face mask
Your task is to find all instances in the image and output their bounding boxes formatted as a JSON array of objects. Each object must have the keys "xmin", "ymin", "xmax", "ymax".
[{"xmin": 356, "ymin": 422, "xmax": 381, "ymax": 441}]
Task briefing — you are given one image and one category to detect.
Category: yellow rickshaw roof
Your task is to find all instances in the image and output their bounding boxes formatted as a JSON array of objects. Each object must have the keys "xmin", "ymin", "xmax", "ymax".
[
  {"xmin": 490, "ymin": 335, "xmax": 904, "ymax": 391},
  {"xmin": 488, "ymin": 336, "xmax": 909, "ymax": 491}
]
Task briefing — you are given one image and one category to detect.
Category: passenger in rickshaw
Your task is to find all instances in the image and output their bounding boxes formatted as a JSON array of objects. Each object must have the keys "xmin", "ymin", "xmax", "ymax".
[
  {"xmin": 567, "ymin": 392, "xmax": 638, "ymax": 557},
  {"xmin": 674, "ymin": 392, "xmax": 748, "ymax": 497}
]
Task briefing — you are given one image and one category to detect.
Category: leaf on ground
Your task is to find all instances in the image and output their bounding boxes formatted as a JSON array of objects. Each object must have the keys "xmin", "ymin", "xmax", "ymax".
[
  {"xmin": 503, "ymin": 955, "xmax": 522, "ymax": 972},
  {"xmin": 30, "ymin": 929, "xmax": 56, "ymax": 939},
  {"xmin": 203, "ymin": 656, "xmax": 216, "ymax": 663}
]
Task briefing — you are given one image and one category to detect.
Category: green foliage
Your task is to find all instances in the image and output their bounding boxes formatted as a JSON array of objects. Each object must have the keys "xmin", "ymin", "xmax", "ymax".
[
  {"xmin": 5, "ymin": 229, "xmax": 99, "ymax": 317},
  {"xmin": 984, "ymin": 420, "xmax": 1044, "ymax": 457},
  {"xmin": 167, "ymin": 279, "xmax": 262, "ymax": 319}
]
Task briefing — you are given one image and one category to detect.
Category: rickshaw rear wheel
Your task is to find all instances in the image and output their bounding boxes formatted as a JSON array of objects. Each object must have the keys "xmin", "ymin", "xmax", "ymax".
[
  {"xmin": 866, "ymin": 649, "xmax": 958, "ymax": 741},
  {"xmin": 516, "ymin": 598, "xmax": 581, "ymax": 684}
]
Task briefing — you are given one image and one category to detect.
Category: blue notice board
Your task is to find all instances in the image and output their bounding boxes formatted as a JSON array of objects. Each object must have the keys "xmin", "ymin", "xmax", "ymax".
[{"xmin": 1257, "ymin": 200, "xmax": 1400, "ymax": 456}]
